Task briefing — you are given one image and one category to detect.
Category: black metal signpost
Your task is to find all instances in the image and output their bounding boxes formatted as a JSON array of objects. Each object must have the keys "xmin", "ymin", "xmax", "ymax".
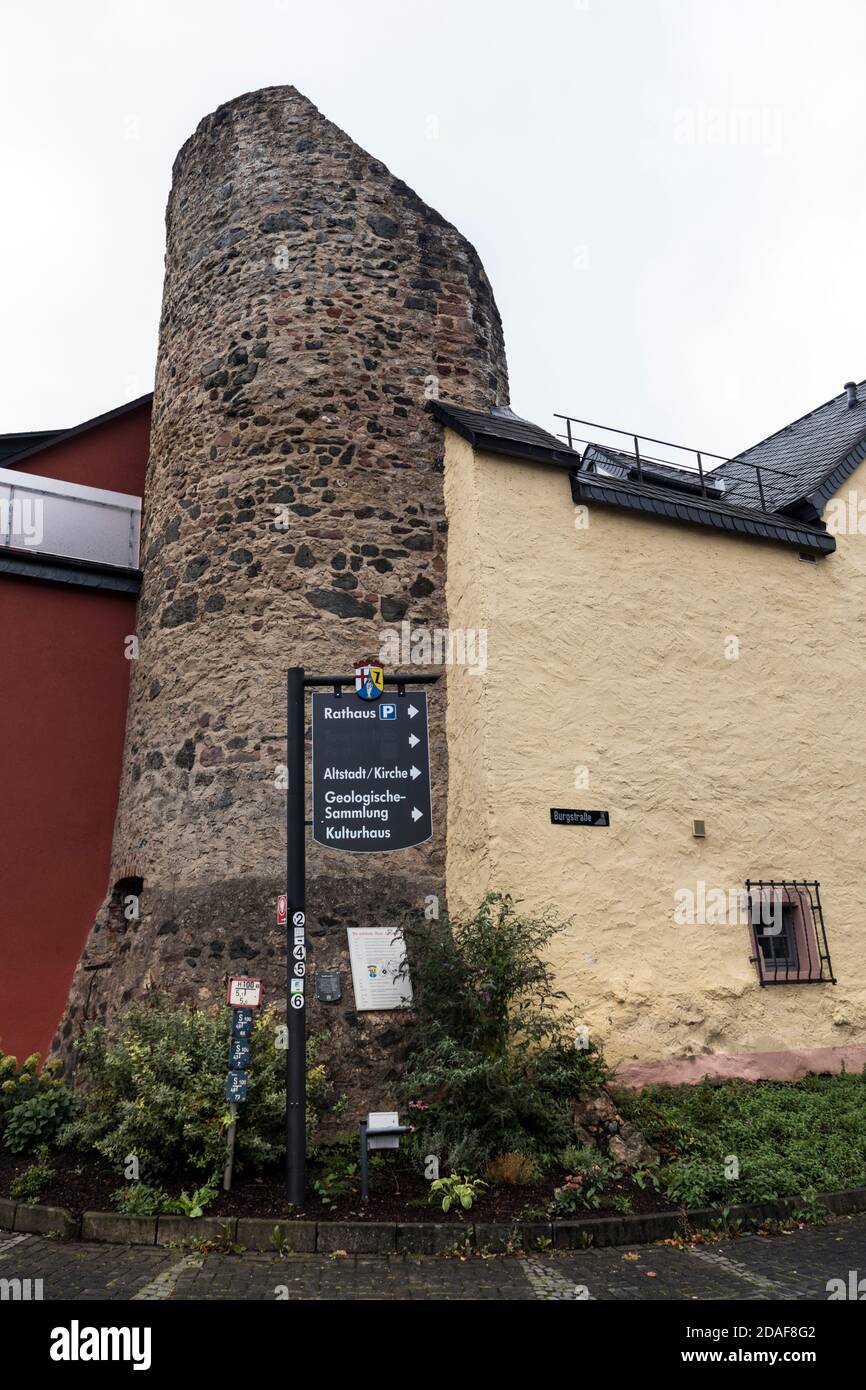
[{"xmin": 285, "ymin": 667, "xmax": 438, "ymax": 1205}]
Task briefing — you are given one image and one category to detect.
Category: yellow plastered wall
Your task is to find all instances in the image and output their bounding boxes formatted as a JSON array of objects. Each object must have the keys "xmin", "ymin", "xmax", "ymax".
[{"xmin": 444, "ymin": 428, "xmax": 866, "ymax": 1070}]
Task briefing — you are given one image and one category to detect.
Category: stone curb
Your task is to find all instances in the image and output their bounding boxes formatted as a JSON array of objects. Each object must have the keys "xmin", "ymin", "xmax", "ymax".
[
  {"xmin": 13, "ymin": 1203, "xmax": 78, "ymax": 1240},
  {"xmin": 2, "ymin": 1185, "xmax": 865, "ymax": 1251},
  {"xmin": 235, "ymin": 1218, "xmax": 316, "ymax": 1252},
  {"xmin": 82, "ymin": 1212, "xmax": 156, "ymax": 1245},
  {"xmin": 156, "ymin": 1216, "xmax": 237, "ymax": 1246}
]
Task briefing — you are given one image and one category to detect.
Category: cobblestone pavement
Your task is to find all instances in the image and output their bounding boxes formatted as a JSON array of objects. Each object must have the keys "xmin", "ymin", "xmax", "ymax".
[{"xmin": 1, "ymin": 1214, "xmax": 864, "ymax": 1301}]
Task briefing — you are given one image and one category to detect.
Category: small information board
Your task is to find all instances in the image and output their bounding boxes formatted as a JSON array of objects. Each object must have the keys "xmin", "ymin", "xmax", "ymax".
[
  {"xmin": 231, "ymin": 1008, "xmax": 254, "ymax": 1039},
  {"xmin": 226, "ymin": 1071, "xmax": 248, "ymax": 1104},
  {"xmin": 227, "ymin": 976, "xmax": 263, "ymax": 1007},
  {"xmin": 347, "ymin": 926, "xmax": 412, "ymax": 1011}
]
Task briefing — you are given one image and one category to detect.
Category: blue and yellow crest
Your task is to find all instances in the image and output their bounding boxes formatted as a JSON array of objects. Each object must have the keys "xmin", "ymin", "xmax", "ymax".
[{"xmin": 354, "ymin": 660, "xmax": 385, "ymax": 700}]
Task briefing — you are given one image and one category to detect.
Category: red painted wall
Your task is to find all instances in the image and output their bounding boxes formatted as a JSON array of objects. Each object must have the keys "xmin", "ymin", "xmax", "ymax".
[
  {"xmin": 0, "ymin": 401, "xmax": 150, "ymax": 1062},
  {"xmin": 11, "ymin": 400, "xmax": 150, "ymax": 496}
]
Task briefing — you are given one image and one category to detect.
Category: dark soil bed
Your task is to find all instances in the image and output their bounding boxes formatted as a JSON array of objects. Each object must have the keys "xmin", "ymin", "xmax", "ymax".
[{"xmin": 0, "ymin": 1149, "xmax": 678, "ymax": 1224}]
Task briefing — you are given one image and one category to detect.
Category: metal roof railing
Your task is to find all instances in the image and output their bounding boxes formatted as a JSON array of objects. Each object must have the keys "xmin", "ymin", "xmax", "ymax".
[{"xmin": 554, "ymin": 413, "xmax": 799, "ymax": 513}]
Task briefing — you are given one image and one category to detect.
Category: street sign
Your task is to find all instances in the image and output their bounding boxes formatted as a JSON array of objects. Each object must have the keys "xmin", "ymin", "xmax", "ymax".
[
  {"xmin": 231, "ymin": 1008, "xmax": 253, "ymax": 1039},
  {"xmin": 277, "ymin": 894, "xmax": 288, "ymax": 925},
  {"xmin": 227, "ymin": 976, "xmax": 262, "ymax": 1007},
  {"xmin": 226, "ymin": 1071, "xmax": 248, "ymax": 1103},
  {"xmin": 311, "ymin": 692, "xmax": 432, "ymax": 852},
  {"xmin": 550, "ymin": 808, "xmax": 610, "ymax": 827},
  {"xmin": 228, "ymin": 1039, "xmax": 251, "ymax": 1068}
]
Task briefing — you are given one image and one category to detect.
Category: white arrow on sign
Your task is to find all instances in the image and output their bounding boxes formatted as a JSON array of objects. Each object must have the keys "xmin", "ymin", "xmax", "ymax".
[
  {"xmin": 408, "ymin": 733, "xmax": 419, "ymax": 748},
  {"xmin": 410, "ymin": 765, "xmax": 421, "ymax": 780},
  {"xmin": 408, "ymin": 704, "xmax": 418, "ymax": 719},
  {"xmin": 411, "ymin": 807, "xmax": 422, "ymax": 822}
]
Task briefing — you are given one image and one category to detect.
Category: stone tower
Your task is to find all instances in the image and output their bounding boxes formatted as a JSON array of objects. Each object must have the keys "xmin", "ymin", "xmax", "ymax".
[{"xmin": 57, "ymin": 86, "xmax": 509, "ymax": 1104}]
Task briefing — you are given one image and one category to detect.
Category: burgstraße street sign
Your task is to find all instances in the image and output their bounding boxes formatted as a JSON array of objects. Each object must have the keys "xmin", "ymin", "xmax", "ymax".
[{"xmin": 311, "ymin": 691, "xmax": 432, "ymax": 852}]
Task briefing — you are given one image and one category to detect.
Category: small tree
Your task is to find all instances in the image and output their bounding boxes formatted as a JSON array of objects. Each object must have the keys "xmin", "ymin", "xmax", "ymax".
[{"xmin": 399, "ymin": 893, "xmax": 606, "ymax": 1167}]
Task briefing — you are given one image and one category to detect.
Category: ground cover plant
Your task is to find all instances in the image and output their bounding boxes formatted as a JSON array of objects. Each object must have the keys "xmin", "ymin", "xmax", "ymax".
[{"xmin": 615, "ymin": 1072, "xmax": 866, "ymax": 1207}]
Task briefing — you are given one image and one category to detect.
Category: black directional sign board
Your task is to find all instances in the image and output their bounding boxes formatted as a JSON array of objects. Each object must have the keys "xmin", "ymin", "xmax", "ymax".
[{"xmin": 312, "ymin": 691, "xmax": 432, "ymax": 852}]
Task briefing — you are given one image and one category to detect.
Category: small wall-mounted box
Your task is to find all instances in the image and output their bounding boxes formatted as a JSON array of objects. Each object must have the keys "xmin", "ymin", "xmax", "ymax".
[
  {"xmin": 315, "ymin": 970, "xmax": 342, "ymax": 1003},
  {"xmin": 693, "ymin": 819, "xmax": 706, "ymax": 838}
]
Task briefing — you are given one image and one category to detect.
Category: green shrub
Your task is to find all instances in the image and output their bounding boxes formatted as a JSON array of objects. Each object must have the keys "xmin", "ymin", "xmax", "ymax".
[
  {"xmin": 549, "ymin": 1149, "xmax": 621, "ymax": 1214},
  {"xmin": 616, "ymin": 1074, "xmax": 866, "ymax": 1207},
  {"xmin": 400, "ymin": 893, "xmax": 607, "ymax": 1166},
  {"xmin": 62, "ymin": 998, "xmax": 335, "ymax": 1183},
  {"xmin": 10, "ymin": 1146, "xmax": 54, "ymax": 1203},
  {"xmin": 163, "ymin": 1185, "xmax": 217, "ymax": 1218},
  {"xmin": 5, "ymin": 1087, "xmax": 75, "ymax": 1153},
  {"xmin": 113, "ymin": 1179, "xmax": 218, "ymax": 1218},
  {"xmin": 113, "ymin": 1183, "xmax": 170, "ymax": 1216},
  {"xmin": 0, "ymin": 1051, "xmax": 73, "ymax": 1152}
]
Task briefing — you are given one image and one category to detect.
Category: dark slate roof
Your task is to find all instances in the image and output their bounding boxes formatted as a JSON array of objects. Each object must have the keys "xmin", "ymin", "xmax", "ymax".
[
  {"xmin": 430, "ymin": 401, "xmax": 578, "ymax": 467},
  {"xmin": 571, "ymin": 469, "xmax": 834, "ymax": 556},
  {"xmin": 717, "ymin": 379, "xmax": 866, "ymax": 514},
  {"xmin": 433, "ymin": 399, "xmax": 835, "ymax": 555},
  {"xmin": 0, "ymin": 430, "xmax": 65, "ymax": 465}
]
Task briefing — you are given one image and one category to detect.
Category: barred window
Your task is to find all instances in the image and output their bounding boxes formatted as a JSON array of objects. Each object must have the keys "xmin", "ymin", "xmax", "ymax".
[{"xmin": 747, "ymin": 880, "xmax": 835, "ymax": 986}]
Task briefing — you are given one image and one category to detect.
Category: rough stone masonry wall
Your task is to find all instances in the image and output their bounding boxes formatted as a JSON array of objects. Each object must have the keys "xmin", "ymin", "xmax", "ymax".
[{"xmin": 56, "ymin": 86, "xmax": 509, "ymax": 1113}]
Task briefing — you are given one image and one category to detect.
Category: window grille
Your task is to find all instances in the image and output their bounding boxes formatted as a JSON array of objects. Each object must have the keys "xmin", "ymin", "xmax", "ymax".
[{"xmin": 746, "ymin": 880, "xmax": 835, "ymax": 986}]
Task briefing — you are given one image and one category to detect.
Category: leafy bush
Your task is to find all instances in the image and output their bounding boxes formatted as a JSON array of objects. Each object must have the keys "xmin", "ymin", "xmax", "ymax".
[
  {"xmin": 6, "ymin": 1089, "xmax": 74, "ymax": 1156},
  {"xmin": 164, "ymin": 1185, "xmax": 217, "ymax": 1218},
  {"xmin": 400, "ymin": 894, "xmax": 607, "ymax": 1166},
  {"xmin": 10, "ymin": 1147, "xmax": 54, "ymax": 1203},
  {"xmin": 548, "ymin": 1149, "xmax": 622, "ymax": 1214},
  {"xmin": 5, "ymin": 1087, "xmax": 75, "ymax": 1154},
  {"xmin": 1, "ymin": 1052, "xmax": 74, "ymax": 1152},
  {"xmin": 113, "ymin": 1183, "xmax": 170, "ymax": 1216},
  {"xmin": 309, "ymin": 1135, "xmax": 390, "ymax": 1208},
  {"xmin": 615, "ymin": 1074, "xmax": 866, "ymax": 1207},
  {"xmin": 62, "ymin": 998, "xmax": 335, "ymax": 1183}
]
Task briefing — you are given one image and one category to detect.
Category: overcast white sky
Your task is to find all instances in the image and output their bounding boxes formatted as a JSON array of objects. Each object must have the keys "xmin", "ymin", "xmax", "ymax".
[{"xmin": 2, "ymin": 0, "xmax": 864, "ymax": 462}]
